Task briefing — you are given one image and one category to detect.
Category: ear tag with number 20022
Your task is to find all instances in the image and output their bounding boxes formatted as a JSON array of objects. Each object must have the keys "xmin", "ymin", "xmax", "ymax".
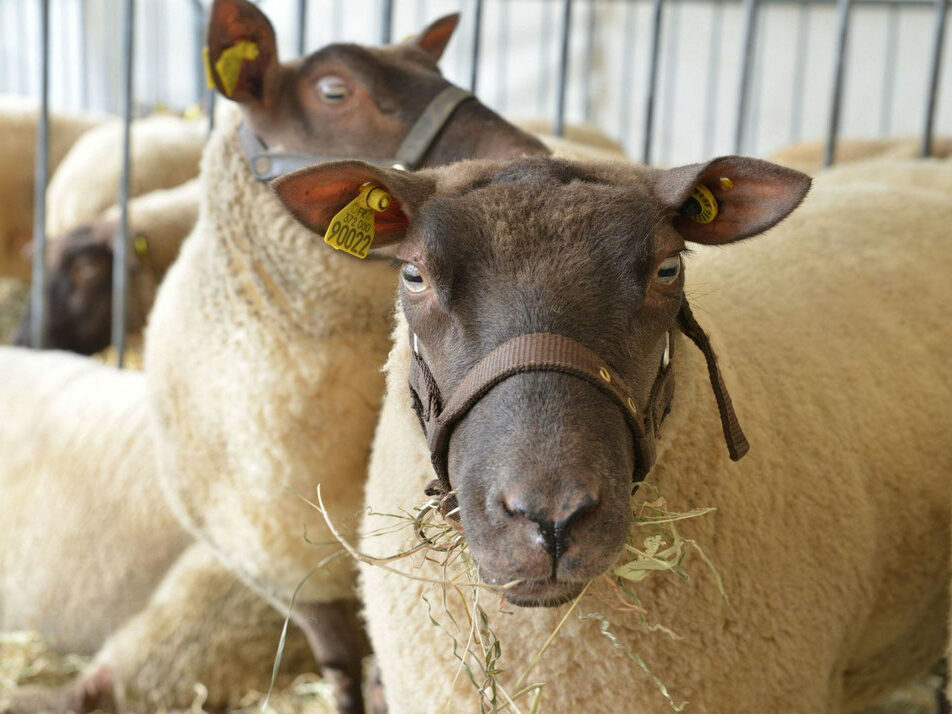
[{"xmin": 324, "ymin": 184, "xmax": 391, "ymax": 259}]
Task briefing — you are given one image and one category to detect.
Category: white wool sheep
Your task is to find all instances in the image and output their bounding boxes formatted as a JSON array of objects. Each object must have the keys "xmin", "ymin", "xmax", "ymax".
[
  {"xmin": 0, "ymin": 95, "xmax": 104, "ymax": 280},
  {"xmin": 333, "ymin": 159, "xmax": 952, "ymax": 713},
  {"xmin": 0, "ymin": 347, "xmax": 312, "ymax": 712},
  {"xmin": 516, "ymin": 118, "xmax": 628, "ymax": 157},
  {"xmin": 45, "ymin": 114, "xmax": 205, "ymax": 237},
  {"xmin": 767, "ymin": 136, "xmax": 952, "ymax": 175},
  {"xmin": 812, "ymin": 157, "xmax": 952, "ymax": 198}
]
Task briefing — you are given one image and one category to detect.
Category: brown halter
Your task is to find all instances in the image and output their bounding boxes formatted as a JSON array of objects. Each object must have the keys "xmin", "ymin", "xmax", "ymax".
[{"xmin": 408, "ymin": 299, "xmax": 749, "ymax": 499}]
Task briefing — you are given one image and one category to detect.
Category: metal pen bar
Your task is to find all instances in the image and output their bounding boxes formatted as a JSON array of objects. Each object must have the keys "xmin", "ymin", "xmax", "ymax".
[
  {"xmin": 920, "ymin": 0, "xmax": 949, "ymax": 156},
  {"xmin": 618, "ymin": 1, "xmax": 637, "ymax": 149},
  {"xmin": 703, "ymin": 0, "xmax": 724, "ymax": 157},
  {"xmin": 470, "ymin": 0, "xmax": 483, "ymax": 92},
  {"xmin": 554, "ymin": 0, "xmax": 573, "ymax": 137},
  {"xmin": 733, "ymin": 0, "xmax": 758, "ymax": 154},
  {"xmin": 582, "ymin": 0, "xmax": 597, "ymax": 122},
  {"xmin": 112, "ymin": 0, "xmax": 135, "ymax": 367},
  {"xmin": 789, "ymin": 0, "xmax": 810, "ymax": 143},
  {"xmin": 298, "ymin": 0, "xmax": 308, "ymax": 55},
  {"xmin": 29, "ymin": 0, "xmax": 50, "ymax": 349},
  {"xmin": 643, "ymin": 0, "xmax": 664, "ymax": 164},
  {"xmin": 879, "ymin": 2, "xmax": 900, "ymax": 135},
  {"xmin": 659, "ymin": 1, "xmax": 680, "ymax": 164},
  {"xmin": 380, "ymin": 0, "xmax": 393, "ymax": 45},
  {"xmin": 192, "ymin": 0, "xmax": 205, "ymax": 106},
  {"xmin": 824, "ymin": 0, "xmax": 852, "ymax": 167}
]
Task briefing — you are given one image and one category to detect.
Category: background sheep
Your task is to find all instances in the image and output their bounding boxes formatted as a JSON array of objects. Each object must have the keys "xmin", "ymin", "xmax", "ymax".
[
  {"xmin": 45, "ymin": 113, "xmax": 204, "ymax": 238},
  {"xmin": 270, "ymin": 155, "xmax": 952, "ymax": 713},
  {"xmin": 767, "ymin": 136, "xmax": 952, "ymax": 175},
  {"xmin": 14, "ymin": 178, "xmax": 200, "ymax": 355},
  {"xmin": 0, "ymin": 95, "xmax": 103, "ymax": 280}
]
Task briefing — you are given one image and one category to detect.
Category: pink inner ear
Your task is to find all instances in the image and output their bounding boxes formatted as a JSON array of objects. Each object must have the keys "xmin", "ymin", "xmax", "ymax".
[
  {"xmin": 415, "ymin": 14, "xmax": 460, "ymax": 61},
  {"xmin": 674, "ymin": 160, "xmax": 811, "ymax": 245}
]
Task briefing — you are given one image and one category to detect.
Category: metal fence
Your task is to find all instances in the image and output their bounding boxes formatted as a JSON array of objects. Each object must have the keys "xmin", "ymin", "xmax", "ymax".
[{"xmin": 2, "ymin": 0, "xmax": 949, "ymax": 364}]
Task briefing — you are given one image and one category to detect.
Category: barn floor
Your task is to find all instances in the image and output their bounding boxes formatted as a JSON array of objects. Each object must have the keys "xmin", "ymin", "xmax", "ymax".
[{"xmin": 0, "ymin": 628, "xmax": 942, "ymax": 714}]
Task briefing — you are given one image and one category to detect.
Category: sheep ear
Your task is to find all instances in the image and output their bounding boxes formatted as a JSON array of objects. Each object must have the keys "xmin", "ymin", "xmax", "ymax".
[
  {"xmin": 409, "ymin": 13, "xmax": 460, "ymax": 61},
  {"xmin": 652, "ymin": 156, "xmax": 811, "ymax": 245},
  {"xmin": 206, "ymin": 0, "xmax": 279, "ymax": 105},
  {"xmin": 271, "ymin": 161, "xmax": 436, "ymax": 249}
]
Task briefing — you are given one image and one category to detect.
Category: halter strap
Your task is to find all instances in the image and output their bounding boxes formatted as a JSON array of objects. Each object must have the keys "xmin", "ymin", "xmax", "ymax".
[
  {"xmin": 408, "ymin": 299, "xmax": 748, "ymax": 499},
  {"xmin": 240, "ymin": 86, "xmax": 473, "ymax": 181}
]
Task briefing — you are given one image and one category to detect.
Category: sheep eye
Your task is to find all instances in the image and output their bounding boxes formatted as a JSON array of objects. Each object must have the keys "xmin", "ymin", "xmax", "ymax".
[
  {"xmin": 401, "ymin": 264, "xmax": 427, "ymax": 293},
  {"xmin": 655, "ymin": 256, "xmax": 681, "ymax": 285},
  {"xmin": 316, "ymin": 75, "xmax": 350, "ymax": 103}
]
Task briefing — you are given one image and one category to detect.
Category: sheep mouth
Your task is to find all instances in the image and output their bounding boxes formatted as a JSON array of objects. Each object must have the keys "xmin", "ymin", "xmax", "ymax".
[{"xmin": 500, "ymin": 578, "xmax": 587, "ymax": 608}]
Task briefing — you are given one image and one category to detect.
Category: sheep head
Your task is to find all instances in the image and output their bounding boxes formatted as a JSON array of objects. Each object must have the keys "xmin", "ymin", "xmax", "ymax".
[
  {"xmin": 207, "ymin": 0, "xmax": 545, "ymax": 168},
  {"xmin": 273, "ymin": 156, "xmax": 810, "ymax": 607}
]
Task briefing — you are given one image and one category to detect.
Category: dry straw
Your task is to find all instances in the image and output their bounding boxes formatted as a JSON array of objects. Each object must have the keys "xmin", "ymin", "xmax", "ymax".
[{"xmin": 268, "ymin": 483, "xmax": 723, "ymax": 714}]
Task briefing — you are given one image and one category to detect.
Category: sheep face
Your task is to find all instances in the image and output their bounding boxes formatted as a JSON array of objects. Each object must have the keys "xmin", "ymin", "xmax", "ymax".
[
  {"xmin": 273, "ymin": 155, "xmax": 811, "ymax": 607},
  {"xmin": 207, "ymin": 0, "xmax": 545, "ymax": 169}
]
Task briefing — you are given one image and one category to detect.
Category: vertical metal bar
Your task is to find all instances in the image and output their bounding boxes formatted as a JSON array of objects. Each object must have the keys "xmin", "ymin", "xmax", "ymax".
[
  {"xmin": 618, "ymin": 1, "xmax": 638, "ymax": 150},
  {"xmin": 29, "ymin": 0, "xmax": 50, "ymax": 350},
  {"xmin": 702, "ymin": 0, "xmax": 724, "ymax": 158},
  {"xmin": 824, "ymin": 0, "xmax": 852, "ymax": 167},
  {"xmin": 380, "ymin": 0, "xmax": 393, "ymax": 45},
  {"xmin": 554, "ymin": 0, "xmax": 573, "ymax": 137},
  {"xmin": 112, "ymin": 0, "xmax": 135, "ymax": 367},
  {"xmin": 469, "ymin": 0, "xmax": 483, "ymax": 92},
  {"xmin": 789, "ymin": 0, "xmax": 810, "ymax": 144},
  {"xmin": 733, "ymin": 0, "xmax": 758, "ymax": 154},
  {"xmin": 660, "ymin": 1, "xmax": 680, "ymax": 165},
  {"xmin": 495, "ymin": 0, "xmax": 510, "ymax": 111},
  {"xmin": 879, "ymin": 3, "xmax": 899, "ymax": 136},
  {"xmin": 192, "ymin": 0, "xmax": 205, "ymax": 103},
  {"xmin": 747, "ymin": 5, "xmax": 767, "ymax": 155},
  {"xmin": 79, "ymin": 0, "xmax": 89, "ymax": 109},
  {"xmin": 298, "ymin": 0, "xmax": 309, "ymax": 55},
  {"xmin": 582, "ymin": 0, "xmax": 597, "ymax": 122},
  {"xmin": 643, "ymin": 0, "xmax": 664, "ymax": 164},
  {"xmin": 920, "ymin": 0, "xmax": 949, "ymax": 157}
]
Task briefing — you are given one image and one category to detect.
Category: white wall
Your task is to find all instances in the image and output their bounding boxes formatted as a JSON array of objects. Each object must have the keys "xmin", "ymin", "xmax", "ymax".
[{"xmin": 1, "ymin": 0, "xmax": 949, "ymax": 165}]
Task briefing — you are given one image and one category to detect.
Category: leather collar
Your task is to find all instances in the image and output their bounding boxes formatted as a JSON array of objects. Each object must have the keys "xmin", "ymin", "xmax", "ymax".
[{"xmin": 239, "ymin": 86, "xmax": 474, "ymax": 182}]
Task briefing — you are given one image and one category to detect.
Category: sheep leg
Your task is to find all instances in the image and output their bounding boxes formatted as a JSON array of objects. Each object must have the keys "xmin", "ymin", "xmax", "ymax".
[{"xmin": 294, "ymin": 598, "xmax": 370, "ymax": 714}]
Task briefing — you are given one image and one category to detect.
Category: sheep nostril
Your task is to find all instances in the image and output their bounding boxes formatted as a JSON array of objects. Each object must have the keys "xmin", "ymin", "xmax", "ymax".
[{"xmin": 501, "ymin": 493, "xmax": 599, "ymax": 562}]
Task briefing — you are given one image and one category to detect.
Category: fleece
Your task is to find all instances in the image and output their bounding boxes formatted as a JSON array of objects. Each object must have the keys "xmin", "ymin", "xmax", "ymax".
[
  {"xmin": 768, "ymin": 136, "xmax": 952, "ymax": 175},
  {"xmin": 0, "ymin": 95, "xmax": 103, "ymax": 280},
  {"xmin": 358, "ymin": 172, "xmax": 952, "ymax": 713},
  {"xmin": 46, "ymin": 115, "xmax": 205, "ymax": 237},
  {"xmin": 0, "ymin": 347, "xmax": 312, "ymax": 711}
]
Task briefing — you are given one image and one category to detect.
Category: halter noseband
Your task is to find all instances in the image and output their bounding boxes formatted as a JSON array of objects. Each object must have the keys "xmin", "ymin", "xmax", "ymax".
[
  {"xmin": 408, "ymin": 300, "xmax": 749, "ymax": 502},
  {"xmin": 239, "ymin": 86, "xmax": 474, "ymax": 181}
]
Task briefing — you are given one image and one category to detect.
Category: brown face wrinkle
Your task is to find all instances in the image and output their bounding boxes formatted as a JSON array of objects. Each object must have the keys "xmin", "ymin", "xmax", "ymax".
[{"xmin": 398, "ymin": 163, "xmax": 684, "ymax": 607}]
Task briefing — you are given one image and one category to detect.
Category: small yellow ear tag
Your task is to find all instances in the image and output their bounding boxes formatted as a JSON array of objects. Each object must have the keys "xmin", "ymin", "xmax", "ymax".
[
  {"xmin": 685, "ymin": 184, "xmax": 719, "ymax": 224},
  {"xmin": 324, "ymin": 184, "xmax": 392, "ymax": 259},
  {"xmin": 202, "ymin": 47, "xmax": 215, "ymax": 89},
  {"xmin": 133, "ymin": 235, "xmax": 148, "ymax": 258},
  {"xmin": 212, "ymin": 41, "xmax": 260, "ymax": 97}
]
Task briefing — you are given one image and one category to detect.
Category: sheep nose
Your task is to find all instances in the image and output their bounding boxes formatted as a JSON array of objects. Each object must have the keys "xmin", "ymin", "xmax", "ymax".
[{"xmin": 502, "ymin": 492, "xmax": 599, "ymax": 562}]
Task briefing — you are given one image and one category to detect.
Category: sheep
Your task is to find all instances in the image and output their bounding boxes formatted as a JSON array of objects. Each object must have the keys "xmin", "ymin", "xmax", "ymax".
[
  {"xmin": 0, "ymin": 347, "xmax": 314, "ymax": 713},
  {"xmin": 812, "ymin": 157, "xmax": 952, "ymax": 197},
  {"xmin": 14, "ymin": 178, "xmax": 200, "ymax": 355},
  {"xmin": 767, "ymin": 136, "xmax": 952, "ymax": 175},
  {"xmin": 270, "ymin": 154, "xmax": 952, "ymax": 713},
  {"xmin": 0, "ymin": 95, "xmax": 104, "ymax": 280},
  {"xmin": 45, "ymin": 114, "xmax": 205, "ymax": 238},
  {"xmin": 2, "ymin": 0, "xmax": 549, "ymax": 710}
]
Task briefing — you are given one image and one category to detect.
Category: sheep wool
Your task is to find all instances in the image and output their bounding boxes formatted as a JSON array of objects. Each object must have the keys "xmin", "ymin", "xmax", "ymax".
[
  {"xmin": 0, "ymin": 95, "xmax": 104, "ymax": 280},
  {"xmin": 145, "ymin": 104, "xmax": 400, "ymax": 607},
  {"xmin": 46, "ymin": 114, "xmax": 205, "ymax": 237},
  {"xmin": 768, "ymin": 136, "xmax": 952, "ymax": 175},
  {"xmin": 0, "ymin": 347, "xmax": 312, "ymax": 711},
  {"xmin": 358, "ymin": 174, "xmax": 952, "ymax": 713}
]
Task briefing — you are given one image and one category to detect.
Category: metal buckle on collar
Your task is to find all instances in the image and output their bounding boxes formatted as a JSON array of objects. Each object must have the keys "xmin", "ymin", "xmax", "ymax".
[{"xmin": 239, "ymin": 85, "xmax": 473, "ymax": 182}]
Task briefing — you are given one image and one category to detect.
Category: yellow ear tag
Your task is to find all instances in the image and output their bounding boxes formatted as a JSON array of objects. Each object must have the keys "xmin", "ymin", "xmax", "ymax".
[
  {"xmin": 133, "ymin": 235, "xmax": 148, "ymax": 258},
  {"xmin": 324, "ymin": 184, "xmax": 392, "ymax": 259},
  {"xmin": 685, "ymin": 184, "xmax": 719, "ymax": 224},
  {"xmin": 213, "ymin": 41, "xmax": 260, "ymax": 97},
  {"xmin": 719, "ymin": 177, "xmax": 734, "ymax": 191}
]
